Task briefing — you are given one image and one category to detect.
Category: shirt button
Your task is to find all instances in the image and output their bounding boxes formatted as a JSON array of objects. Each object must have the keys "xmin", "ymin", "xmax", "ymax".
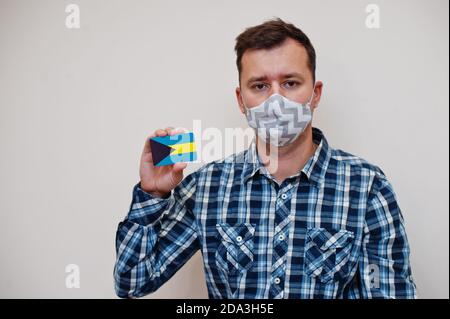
[
  {"xmin": 274, "ymin": 277, "xmax": 281, "ymax": 285},
  {"xmin": 281, "ymin": 193, "xmax": 288, "ymax": 200},
  {"xmin": 278, "ymin": 234, "xmax": 285, "ymax": 241},
  {"xmin": 236, "ymin": 236, "xmax": 243, "ymax": 242}
]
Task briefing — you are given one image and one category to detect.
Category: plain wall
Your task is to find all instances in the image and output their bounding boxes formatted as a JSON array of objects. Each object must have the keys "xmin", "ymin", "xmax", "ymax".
[{"xmin": 0, "ymin": 0, "xmax": 448, "ymax": 298}]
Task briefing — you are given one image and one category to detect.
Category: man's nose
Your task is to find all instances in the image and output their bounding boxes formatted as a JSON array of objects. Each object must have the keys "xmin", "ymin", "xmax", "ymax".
[{"xmin": 268, "ymin": 82, "xmax": 282, "ymax": 96}]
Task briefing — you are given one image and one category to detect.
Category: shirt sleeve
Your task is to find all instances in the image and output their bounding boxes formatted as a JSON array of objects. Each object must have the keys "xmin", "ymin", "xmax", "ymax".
[
  {"xmin": 113, "ymin": 172, "xmax": 199, "ymax": 298},
  {"xmin": 344, "ymin": 172, "xmax": 417, "ymax": 299}
]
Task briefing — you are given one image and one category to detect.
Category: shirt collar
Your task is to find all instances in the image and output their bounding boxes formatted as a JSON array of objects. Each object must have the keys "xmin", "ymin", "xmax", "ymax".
[{"xmin": 241, "ymin": 127, "xmax": 332, "ymax": 187}]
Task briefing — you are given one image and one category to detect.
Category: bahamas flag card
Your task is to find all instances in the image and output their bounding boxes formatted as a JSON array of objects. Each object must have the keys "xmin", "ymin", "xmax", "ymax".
[{"xmin": 150, "ymin": 132, "xmax": 197, "ymax": 166}]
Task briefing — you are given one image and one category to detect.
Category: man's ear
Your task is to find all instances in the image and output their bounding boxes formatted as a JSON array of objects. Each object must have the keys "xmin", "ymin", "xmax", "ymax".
[
  {"xmin": 236, "ymin": 86, "xmax": 246, "ymax": 114},
  {"xmin": 311, "ymin": 81, "xmax": 323, "ymax": 110}
]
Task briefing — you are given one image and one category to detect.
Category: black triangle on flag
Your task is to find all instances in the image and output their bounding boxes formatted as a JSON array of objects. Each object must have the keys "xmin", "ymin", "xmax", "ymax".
[{"xmin": 150, "ymin": 139, "xmax": 173, "ymax": 166}]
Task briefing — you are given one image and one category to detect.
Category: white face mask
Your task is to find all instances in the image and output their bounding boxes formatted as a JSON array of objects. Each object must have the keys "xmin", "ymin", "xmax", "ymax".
[{"xmin": 243, "ymin": 88, "xmax": 315, "ymax": 147}]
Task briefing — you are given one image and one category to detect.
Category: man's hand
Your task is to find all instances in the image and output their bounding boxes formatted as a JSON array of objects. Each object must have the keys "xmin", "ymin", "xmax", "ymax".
[{"xmin": 139, "ymin": 127, "xmax": 188, "ymax": 198}]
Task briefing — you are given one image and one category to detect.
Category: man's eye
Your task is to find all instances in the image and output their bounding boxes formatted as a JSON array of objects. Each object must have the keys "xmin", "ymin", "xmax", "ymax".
[
  {"xmin": 283, "ymin": 81, "xmax": 299, "ymax": 89},
  {"xmin": 252, "ymin": 84, "xmax": 267, "ymax": 91}
]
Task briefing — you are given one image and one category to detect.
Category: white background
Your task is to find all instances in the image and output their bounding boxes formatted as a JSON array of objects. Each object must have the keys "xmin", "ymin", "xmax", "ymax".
[{"xmin": 0, "ymin": 0, "xmax": 448, "ymax": 298}]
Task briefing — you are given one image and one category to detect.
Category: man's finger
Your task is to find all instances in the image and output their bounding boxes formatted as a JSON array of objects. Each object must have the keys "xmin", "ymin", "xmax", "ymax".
[
  {"xmin": 165, "ymin": 126, "xmax": 175, "ymax": 135},
  {"xmin": 169, "ymin": 127, "xmax": 188, "ymax": 136},
  {"xmin": 155, "ymin": 128, "xmax": 167, "ymax": 136},
  {"xmin": 172, "ymin": 162, "xmax": 187, "ymax": 173}
]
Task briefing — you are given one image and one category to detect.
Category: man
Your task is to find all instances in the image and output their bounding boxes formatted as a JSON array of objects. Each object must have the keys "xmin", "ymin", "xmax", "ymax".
[{"xmin": 114, "ymin": 18, "xmax": 417, "ymax": 299}]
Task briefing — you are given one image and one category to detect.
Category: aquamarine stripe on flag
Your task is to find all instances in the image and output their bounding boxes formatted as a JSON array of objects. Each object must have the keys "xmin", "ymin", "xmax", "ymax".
[{"xmin": 155, "ymin": 151, "xmax": 197, "ymax": 167}]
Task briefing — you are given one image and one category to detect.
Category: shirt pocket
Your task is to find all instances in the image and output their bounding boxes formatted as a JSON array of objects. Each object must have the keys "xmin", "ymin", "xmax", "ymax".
[
  {"xmin": 304, "ymin": 227, "xmax": 355, "ymax": 284},
  {"xmin": 215, "ymin": 223, "xmax": 255, "ymax": 274}
]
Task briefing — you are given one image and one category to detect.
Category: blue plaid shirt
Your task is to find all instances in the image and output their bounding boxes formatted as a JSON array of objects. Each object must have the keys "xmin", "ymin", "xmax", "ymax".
[{"xmin": 114, "ymin": 127, "xmax": 417, "ymax": 299}]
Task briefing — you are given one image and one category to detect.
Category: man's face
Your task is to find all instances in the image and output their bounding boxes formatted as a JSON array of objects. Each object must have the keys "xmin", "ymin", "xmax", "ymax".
[{"xmin": 236, "ymin": 38, "xmax": 322, "ymax": 114}]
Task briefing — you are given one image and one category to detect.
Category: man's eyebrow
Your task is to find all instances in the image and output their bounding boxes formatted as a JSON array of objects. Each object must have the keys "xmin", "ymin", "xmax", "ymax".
[
  {"xmin": 246, "ymin": 76, "xmax": 268, "ymax": 86},
  {"xmin": 282, "ymin": 72, "xmax": 305, "ymax": 80}
]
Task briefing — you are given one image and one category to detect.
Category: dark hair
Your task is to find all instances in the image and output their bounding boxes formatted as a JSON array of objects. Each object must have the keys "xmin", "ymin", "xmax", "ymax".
[{"xmin": 234, "ymin": 18, "xmax": 316, "ymax": 83}]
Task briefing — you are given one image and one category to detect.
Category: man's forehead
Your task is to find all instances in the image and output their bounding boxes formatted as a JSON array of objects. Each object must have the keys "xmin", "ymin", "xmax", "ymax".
[{"xmin": 241, "ymin": 39, "xmax": 310, "ymax": 80}]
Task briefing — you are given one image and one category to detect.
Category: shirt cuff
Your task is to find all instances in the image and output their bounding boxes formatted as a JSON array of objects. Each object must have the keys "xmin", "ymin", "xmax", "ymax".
[{"xmin": 127, "ymin": 182, "xmax": 173, "ymax": 225}]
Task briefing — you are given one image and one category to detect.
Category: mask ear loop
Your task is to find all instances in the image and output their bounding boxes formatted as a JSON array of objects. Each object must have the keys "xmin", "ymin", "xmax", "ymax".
[
  {"xmin": 241, "ymin": 94, "xmax": 251, "ymax": 119},
  {"xmin": 306, "ymin": 84, "xmax": 316, "ymax": 107}
]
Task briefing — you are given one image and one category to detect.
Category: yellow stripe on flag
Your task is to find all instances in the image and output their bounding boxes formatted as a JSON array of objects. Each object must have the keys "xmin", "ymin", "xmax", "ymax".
[{"xmin": 170, "ymin": 142, "xmax": 196, "ymax": 155}]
